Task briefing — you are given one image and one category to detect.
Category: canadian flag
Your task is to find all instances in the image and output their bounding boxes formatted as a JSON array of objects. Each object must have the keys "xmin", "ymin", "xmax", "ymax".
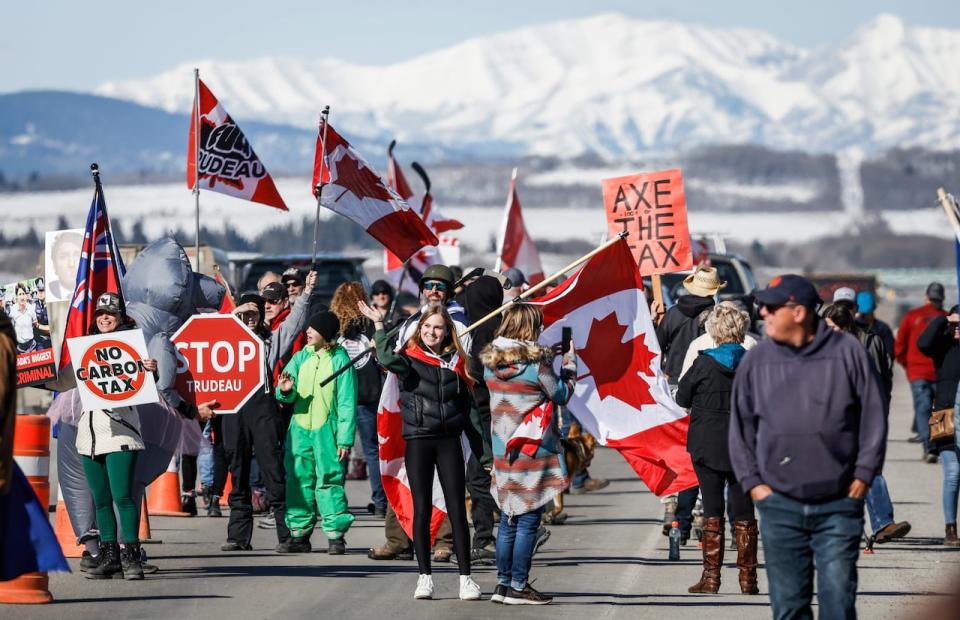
[
  {"xmin": 504, "ymin": 401, "xmax": 554, "ymax": 459},
  {"xmin": 495, "ymin": 169, "xmax": 544, "ymax": 285},
  {"xmin": 384, "ymin": 146, "xmax": 463, "ymax": 292},
  {"xmin": 187, "ymin": 79, "xmax": 288, "ymax": 211},
  {"xmin": 377, "ymin": 373, "xmax": 447, "ymax": 544},
  {"xmin": 313, "ymin": 122, "xmax": 438, "ymax": 263},
  {"xmin": 532, "ymin": 239, "xmax": 698, "ymax": 496}
]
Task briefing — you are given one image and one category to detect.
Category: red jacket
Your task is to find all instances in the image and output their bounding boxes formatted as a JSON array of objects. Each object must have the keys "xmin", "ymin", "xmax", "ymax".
[{"xmin": 895, "ymin": 303, "xmax": 946, "ymax": 382}]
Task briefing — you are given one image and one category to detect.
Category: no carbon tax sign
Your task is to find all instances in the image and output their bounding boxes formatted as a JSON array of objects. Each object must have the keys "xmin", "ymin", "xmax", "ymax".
[
  {"xmin": 172, "ymin": 314, "xmax": 264, "ymax": 413},
  {"xmin": 66, "ymin": 329, "xmax": 159, "ymax": 411}
]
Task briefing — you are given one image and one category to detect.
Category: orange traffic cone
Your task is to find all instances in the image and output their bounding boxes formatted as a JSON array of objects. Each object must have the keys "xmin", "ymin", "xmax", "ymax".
[
  {"xmin": 147, "ymin": 457, "xmax": 189, "ymax": 517},
  {"xmin": 53, "ymin": 483, "xmax": 85, "ymax": 558},
  {"xmin": 219, "ymin": 473, "xmax": 232, "ymax": 507},
  {"xmin": 0, "ymin": 415, "xmax": 55, "ymax": 604},
  {"xmin": 139, "ymin": 496, "xmax": 161, "ymax": 544}
]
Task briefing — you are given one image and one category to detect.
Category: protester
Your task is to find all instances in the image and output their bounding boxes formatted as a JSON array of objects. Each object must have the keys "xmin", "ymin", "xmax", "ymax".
[
  {"xmin": 281, "ymin": 268, "xmax": 306, "ymax": 304},
  {"xmin": 822, "ymin": 303, "xmax": 911, "ymax": 544},
  {"xmin": 221, "ymin": 272, "xmax": 315, "ymax": 554},
  {"xmin": 730, "ymin": 274, "xmax": 887, "ymax": 618},
  {"xmin": 370, "ymin": 279, "xmax": 395, "ymax": 320},
  {"xmin": 502, "ymin": 267, "xmax": 526, "ymax": 299},
  {"xmin": 361, "ymin": 301, "xmax": 481, "ymax": 601},
  {"xmin": 257, "ymin": 271, "xmax": 282, "ymax": 292},
  {"xmin": 481, "ymin": 303, "xmax": 576, "ymax": 605},
  {"xmin": 656, "ymin": 265, "xmax": 724, "ymax": 385},
  {"xmin": 916, "ymin": 307, "xmax": 960, "ymax": 546},
  {"xmin": 855, "ymin": 291, "xmax": 895, "ymax": 365},
  {"xmin": 277, "ymin": 310, "xmax": 357, "ymax": 554},
  {"xmin": 679, "ymin": 301, "xmax": 758, "ymax": 380},
  {"xmin": 0, "ymin": 312, "xmax": 13, "ymax": 498},
  {"xmin": 832, "ymin": 286, "xmax": 857, "ymax": 311},
  {"xmin": 331, "ymin": 281, "xmax": 386, "ymax": 516},
  {"xmin": 76, "ymin": 293, "xmax": 159, "ymax": 580},
  {"xmin": 896, "ymin": 282, "xmax": 947, "ymax": 459},
  {"xmin": 676, "ymin": 303, "xmax": 757, "ymax": 595}
]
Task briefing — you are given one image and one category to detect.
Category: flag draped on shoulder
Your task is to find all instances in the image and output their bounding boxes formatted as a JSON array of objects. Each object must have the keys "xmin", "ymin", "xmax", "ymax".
[
  {"xmin": 59, "ymin": 181, "xmax": 126, "ymax": 370},
  {"xmin": 495, "ymin": 170, "xmax": 544, "ymax": 285},
  {"xmin": 531, "ymin": 238, "xmax": 697, "ymax": 496},
  {"xmin": 313, "ymin": 121, "xmax": 438, "ymax": 263},
  {"xmin": 187, "ymin": 79, "xmax": 288, "ymax": 211}
]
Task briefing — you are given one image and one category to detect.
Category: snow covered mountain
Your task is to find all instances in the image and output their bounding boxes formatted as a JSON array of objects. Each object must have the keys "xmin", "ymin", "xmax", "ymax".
[{"xmin": 94, "ymin": 13, "xmax": 960, "ymax": 157}]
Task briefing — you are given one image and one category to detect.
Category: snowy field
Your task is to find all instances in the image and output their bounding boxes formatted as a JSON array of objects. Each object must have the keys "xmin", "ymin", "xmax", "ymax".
[{"xmin": 0, "ymin": 178, "xmax": 952, "ymax": 256}]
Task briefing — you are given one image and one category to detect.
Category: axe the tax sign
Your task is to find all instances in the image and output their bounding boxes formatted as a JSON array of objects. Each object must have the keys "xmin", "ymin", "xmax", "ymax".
[{"xmin": 67, "ymin": 329, "xmax": 160, "ymax": 411}]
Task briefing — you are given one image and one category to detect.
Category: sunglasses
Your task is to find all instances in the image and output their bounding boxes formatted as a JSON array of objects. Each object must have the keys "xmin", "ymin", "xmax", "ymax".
[
  {"xmin": 760, "ymin": 302, "xmax": 797, "ymax": 314},
  {"xmin": 284, "ymin": 281, "xmax": 302, "ymax": 289},
  {"xmin": 422, "ymin": 281, "xmax": 448, "ymax": 292}
]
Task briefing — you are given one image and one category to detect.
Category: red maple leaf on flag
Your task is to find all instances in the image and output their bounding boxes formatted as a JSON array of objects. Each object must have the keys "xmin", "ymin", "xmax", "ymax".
[
  {"xmin": 377, "ymin": 404, "xmax": 406, "ymax": 462},
  {"xmin": 578, "ymin": 312, "xmax": 657, "ymax": 409},
  {"xmin": 331, "ymin": 154, "xmax": 395, "ymax": 202}
]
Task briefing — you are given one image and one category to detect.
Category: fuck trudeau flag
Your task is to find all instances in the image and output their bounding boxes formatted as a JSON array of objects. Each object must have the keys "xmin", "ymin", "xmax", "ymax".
[
  {"xmin": 313, "ymin": 120, "xmax": 438, "ymax": 263},
  {"xmin": 496, "ymin": 170, "xmax": 544, "ymax": 285},
  {"xmin": 187, "ymin": 79, "xmax": 288, "ymax": 211},
  {"xmin": 531, "ymin": 238, "xmax": 698, "ymax": 496},
  {"xmin": 59, "ymin": 183, "xmax": 126, "ymax": 370}
]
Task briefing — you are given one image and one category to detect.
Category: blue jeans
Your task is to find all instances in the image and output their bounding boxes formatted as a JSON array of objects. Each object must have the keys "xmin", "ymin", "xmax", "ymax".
[
  {"xmin": 941, "ymin": 447, "xmax": 960, "ymax": 525},
  {"xmin": 910, "ymin": 380, "xmax": 935, "ymax": 452},
  {"xmin": 864, "ymin": 475, "xmax": 895, "ymax": 533},
  {"xmin": 198, "ymin": 421, "xmax": 214, "ymax": 488},
  {"xmin": 356, "ymin": 404, "xmax": 386, "ymax": 510},
  {"xmin": 496, "ymin": 507, "xmax": 544, "ymax": 590},
  {"xmin": 757, "ymin": 492, "xmax": 863, "ymax": 620}
]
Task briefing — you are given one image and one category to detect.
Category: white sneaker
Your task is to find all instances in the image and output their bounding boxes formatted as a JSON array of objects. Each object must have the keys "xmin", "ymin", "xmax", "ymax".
[
  {"xmin": 459, "ymin": 575, "xmax": 482, "ymax": 601},
  {"xmin": 414, "ymin": 574, "xmax": 434, "ymax": 600}
]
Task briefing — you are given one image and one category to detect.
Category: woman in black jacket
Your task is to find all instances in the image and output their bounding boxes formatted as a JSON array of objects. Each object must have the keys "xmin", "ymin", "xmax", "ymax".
[
  {"xmin": 676, "ymin": 303, "xmax": 757, "ymax": 595},
  {"xmin": 360, "ymin": 301, "xmax": 481, "ymax": 601}
]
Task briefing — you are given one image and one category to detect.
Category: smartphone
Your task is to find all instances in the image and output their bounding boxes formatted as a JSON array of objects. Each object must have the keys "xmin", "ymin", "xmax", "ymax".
[{"xmin": 561, "ymin": 327, "xmax": 572, "ymax": 356}]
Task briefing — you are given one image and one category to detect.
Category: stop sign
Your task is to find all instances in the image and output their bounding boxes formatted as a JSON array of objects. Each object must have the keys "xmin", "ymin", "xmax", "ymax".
[{"xmin": 172, "ymin": 314, "xmax": 264, "ymax": 413}]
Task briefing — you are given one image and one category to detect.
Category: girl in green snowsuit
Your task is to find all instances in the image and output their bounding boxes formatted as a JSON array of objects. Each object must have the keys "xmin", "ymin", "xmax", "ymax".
[{"xmin": 276, "ymin": 311, "xmax": 357, "ymax": 554}]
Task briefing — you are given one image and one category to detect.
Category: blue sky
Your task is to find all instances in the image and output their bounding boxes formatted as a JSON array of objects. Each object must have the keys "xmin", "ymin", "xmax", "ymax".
[{"xmin": 2, "ymin": 0, "xmax": 957, "ymax": 93}]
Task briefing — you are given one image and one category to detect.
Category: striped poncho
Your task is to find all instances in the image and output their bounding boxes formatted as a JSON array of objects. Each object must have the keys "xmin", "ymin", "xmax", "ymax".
[{"xmin": 482, "ymin": 337, "xmax": 575, "ymax": 517}]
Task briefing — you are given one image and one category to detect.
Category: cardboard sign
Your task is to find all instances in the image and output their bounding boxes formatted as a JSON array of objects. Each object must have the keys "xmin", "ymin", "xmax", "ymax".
[
  {"xmin": 4, "ymin": 277, "xmax": 57, "ymax": 387},
  {"xmin": 172, "ymin": 314, "xmax": 264, "ymax": 413},
  {"xmin": 44, "ymin": 228, "xmax": 84, "ymax": 303},
  {"xmin": 602, "ymin": 168, "xmax": 693, "ymax": 276},
  {"xmin": 67, "ymin": 329, "xmax": 159, "ymax": 411}
]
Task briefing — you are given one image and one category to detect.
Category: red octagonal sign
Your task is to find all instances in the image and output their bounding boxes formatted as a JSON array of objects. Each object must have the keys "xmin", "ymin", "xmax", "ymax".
[{"xmin": 172, "ymin": 314, "xmax": 264, "ymax": 413}]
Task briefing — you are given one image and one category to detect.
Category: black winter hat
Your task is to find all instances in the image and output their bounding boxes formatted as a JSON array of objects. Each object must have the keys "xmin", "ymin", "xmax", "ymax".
[{"xmin": 308, "ymin": 311, "xmax": 340, "ymax": 342}]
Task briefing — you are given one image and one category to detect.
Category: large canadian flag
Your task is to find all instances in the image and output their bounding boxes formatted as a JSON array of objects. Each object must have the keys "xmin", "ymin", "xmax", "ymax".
[
  {"xmin": 384, "ymin": 148, "xmax": 463, "ymax": 292},
  {"xmin": 532, "ymin": 238, "xmax": 698, "ymax": 496},
  {"xmin": 313, "ymin": 122, "xmax": 438, "ymax": 263},
  {"xmin": 495, "ymin": 169, "xmax": 544, "ymax": 285},
  {"xmin": 187, "ymin": 79, "xmax": 288, "ymax": 211}
]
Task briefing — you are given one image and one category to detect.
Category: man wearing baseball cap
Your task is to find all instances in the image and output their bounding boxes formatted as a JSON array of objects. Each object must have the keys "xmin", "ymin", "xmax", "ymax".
[
  {"xmin": 895, "ymin": 282, "xmax": 948, "ymax": 458},
  {"xmin": 729, "ymin": 275, "xmax": 887, "ymax": 619},
  {"xmin": 832, "ymin": 286, "xmax": 857, "ymax": 311},
  {"xmin": 281, "ymin": 269, "xmax": 306, "ymax": 305}
]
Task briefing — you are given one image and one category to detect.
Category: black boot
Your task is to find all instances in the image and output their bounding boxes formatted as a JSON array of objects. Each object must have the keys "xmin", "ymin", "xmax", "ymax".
[
  {"xmin": 181, "ymin": 493, "xmax": 198, "ymax": 516},
  {"xmin": 85, "ymin": 542, "xmax": 122, "ymax": 579},
  {"xmin": 276, "ymin": 537, "xmax": 312, "ymax": 554},
  {"xmin": 207, "ymin": 496, "xmax": 223, "ymax": 518},
  {"xmin": 121, "ymin": 543, "xmax": 144, "ymax": 580}
]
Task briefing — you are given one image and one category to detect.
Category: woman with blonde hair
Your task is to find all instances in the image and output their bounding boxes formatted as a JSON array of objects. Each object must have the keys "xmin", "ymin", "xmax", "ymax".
[
  {"xmin": 676, "ymin": 303, "xmax": 758, "ymax": 595},
  {"xmin": 358, "ymin": 301, "xmax": 481, "ymax": 601},
  {"xmin": 481, "ymin": 303, "xmax": 576, "ymax": 605}
]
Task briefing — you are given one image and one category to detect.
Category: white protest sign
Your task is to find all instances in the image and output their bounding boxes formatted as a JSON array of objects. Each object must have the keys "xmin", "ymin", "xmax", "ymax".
[{"xmin": 67, "ymin": 329, "xmax": 159, "ymax": 411}]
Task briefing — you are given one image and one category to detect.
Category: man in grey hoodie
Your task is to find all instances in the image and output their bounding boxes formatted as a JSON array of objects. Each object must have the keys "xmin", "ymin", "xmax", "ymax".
[{"xmin": 729, "ymin": 275, "xmax": 887, "ymax": 620}]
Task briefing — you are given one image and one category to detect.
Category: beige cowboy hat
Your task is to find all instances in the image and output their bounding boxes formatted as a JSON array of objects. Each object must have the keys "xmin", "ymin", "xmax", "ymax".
[{"xmin": 683, "ymin": 266, "xmax": 727, "ymax": 297}]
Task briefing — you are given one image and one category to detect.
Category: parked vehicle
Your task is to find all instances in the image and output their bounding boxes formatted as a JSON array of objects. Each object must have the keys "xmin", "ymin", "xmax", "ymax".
[{"xmin": 645, "ymin": 253, "xmax": 758, "ymax": 305}]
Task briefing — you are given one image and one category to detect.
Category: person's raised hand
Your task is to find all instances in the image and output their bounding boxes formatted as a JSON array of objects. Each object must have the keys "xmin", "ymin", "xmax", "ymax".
[
  {"xmin": 304, "ymin": 270, "xmax": 318, "ymax": 293},
  {"xmin": 233, "ymin": 302, "xmax": 258, "ymax": 316},
  {"xmin": 278, "ymin": 372, "xmax": 294, "ymax": 394},
  {"xmin": 357, "ymin": 300, "xmax": 385, "ymax": 324}
]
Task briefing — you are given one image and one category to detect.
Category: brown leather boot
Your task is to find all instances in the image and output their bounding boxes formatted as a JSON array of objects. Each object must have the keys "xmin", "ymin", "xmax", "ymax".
[
  {"xmin": 735, "ymin": 520, "xmax": 760, "ymax": 594},
  {"xmin": 688, "ymin": 516, "xmax": 724, "ymax": 593},
  {"xmin": 945, "ymin": 524, "xmax": 960, "ymax": 547}
]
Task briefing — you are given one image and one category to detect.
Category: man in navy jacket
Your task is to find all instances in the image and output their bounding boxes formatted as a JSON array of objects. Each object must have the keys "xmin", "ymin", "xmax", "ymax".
[{"xmin": 729, "ymin": 275, "xmax": 887, "ymax": 620}]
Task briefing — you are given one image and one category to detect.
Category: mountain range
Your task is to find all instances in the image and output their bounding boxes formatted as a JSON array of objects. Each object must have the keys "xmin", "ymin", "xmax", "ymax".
[{"xmin": 94, "ymin": 12, "xmax": 960, "ymax": 157}]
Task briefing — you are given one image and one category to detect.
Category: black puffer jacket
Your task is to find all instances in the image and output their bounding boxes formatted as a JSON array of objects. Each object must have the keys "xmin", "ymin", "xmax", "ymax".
[
  {"xmin": 917, "ymin": 313, "xmax": 960, "ymax": 410},
  {"xmin": 374, "ymin": 330, "xmax": 472, "ymax": 439},
  {"xmin": 655, "ymin": 294, "xmax": 715, "ymax": 381}
]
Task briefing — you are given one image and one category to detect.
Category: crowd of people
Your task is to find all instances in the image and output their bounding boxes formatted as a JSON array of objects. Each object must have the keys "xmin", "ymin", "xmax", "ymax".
[{"xmin": 3, "ymin": 245, "xmax": 958, "ymax": 615}]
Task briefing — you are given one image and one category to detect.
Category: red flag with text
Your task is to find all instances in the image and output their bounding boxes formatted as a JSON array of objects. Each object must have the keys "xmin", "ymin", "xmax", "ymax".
[
  {"xmin": 531, "ymin": 239, "xmax": 697, "ymax": 496},
  {"xmin": 495, "ymin": 170, "xmax": 544, "ymax": 285},
  {"xmin": 313, "ymin": 122, "xmax": 438, "ymax": 262},
  {"xmin": 187, "ymin": 79, "xmax": 288, "ymax": 211}
]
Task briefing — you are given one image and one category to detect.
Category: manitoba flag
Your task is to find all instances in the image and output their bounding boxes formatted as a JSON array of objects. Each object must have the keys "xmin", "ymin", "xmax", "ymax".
[
  {"xmin": 187, "ymin": 79, "xmax": 288, "ymax": 211},
  {"xmin": 59, "ymin": 183, "xmax": 126, "ymax": 370},
  {"xmin": 531, "ymin": 239, "xmax": 697, "ymax": 496},
  {"xmin": 495, "ymin": 169, "xmax": 544, "ymax": 285},
  {"xmin": 313, "ymin": 122, "xmax": 438, "ymax": 262}
]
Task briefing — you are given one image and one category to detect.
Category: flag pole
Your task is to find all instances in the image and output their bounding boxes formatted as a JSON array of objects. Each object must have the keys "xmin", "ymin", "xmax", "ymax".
[
  {"xmin": 89, "ymin": 163, "xmax": 126, "ymax": 316},
  {"xmin": 193, "ymin": 68, "xmax": 201, "ymax": 272},
  {"xmin": 493, "ymin": 167, "xmax": 518, "ymax": 272},
  {"xmin": 311, "ymin": 105, "xmax": 331, "ymax": 267},
  {"xmin": 462, "ymin": 231, "xmax": 629, "ymax": 337}
]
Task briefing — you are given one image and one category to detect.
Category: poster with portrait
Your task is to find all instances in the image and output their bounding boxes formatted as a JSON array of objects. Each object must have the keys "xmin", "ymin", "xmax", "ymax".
[
  {"xmin": 44, "ymin": 228, "xmax": 84, "ymax": 303},
  {"xmin": 3, "ymin": 277, "xmax": 57, "ymax": 387}
]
